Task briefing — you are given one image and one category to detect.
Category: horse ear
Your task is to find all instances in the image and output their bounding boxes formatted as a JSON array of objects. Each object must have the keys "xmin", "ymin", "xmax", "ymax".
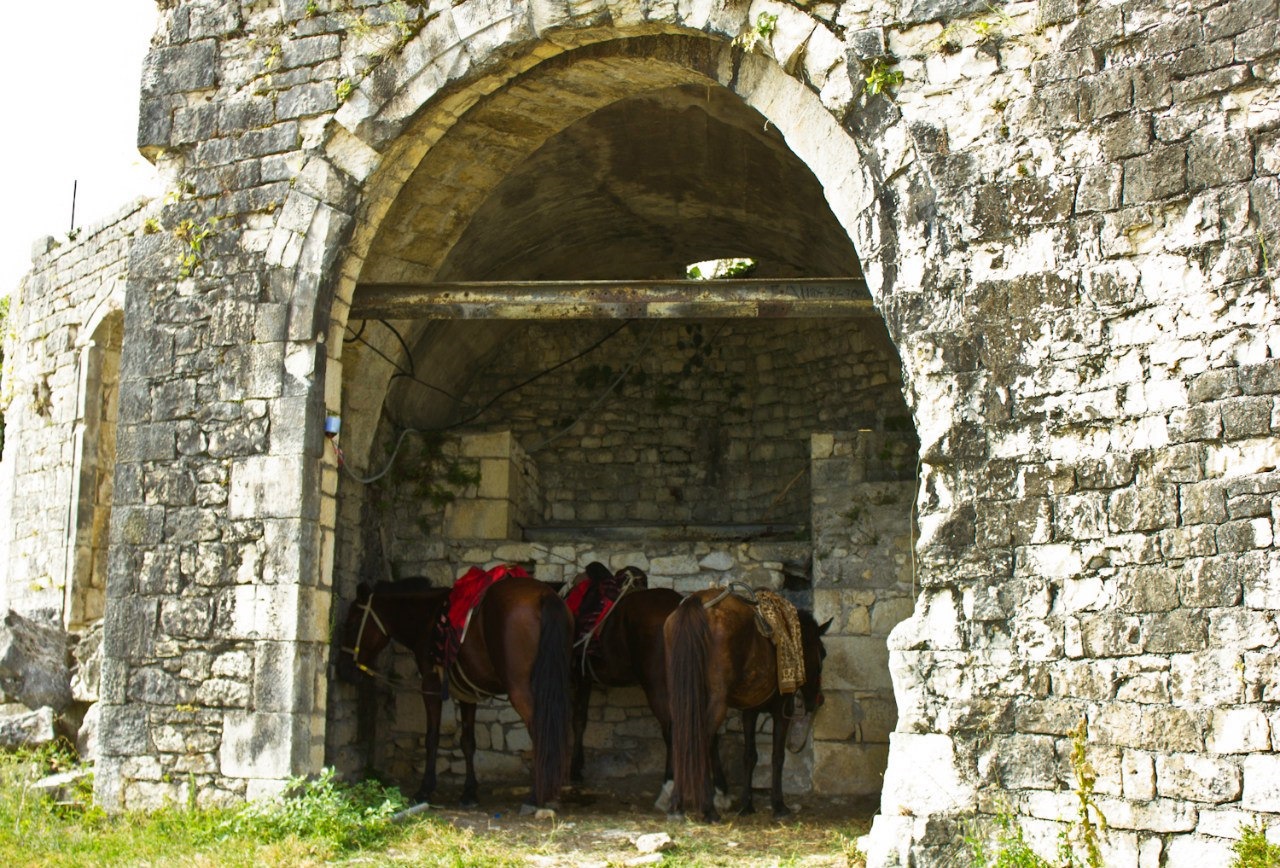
[{"xmin": 818, "ymin": 618, "xmax": 833, "ymax": 636}]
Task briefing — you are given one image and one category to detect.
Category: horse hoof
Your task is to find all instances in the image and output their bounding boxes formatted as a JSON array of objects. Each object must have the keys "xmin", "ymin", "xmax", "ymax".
[
  {"xmin": 459, "ymin": 798, "xmax": 480, "ymax": 809},
  {"xmin": 772, "ymin": 806, "xmax": 793, "ymax": 820}
]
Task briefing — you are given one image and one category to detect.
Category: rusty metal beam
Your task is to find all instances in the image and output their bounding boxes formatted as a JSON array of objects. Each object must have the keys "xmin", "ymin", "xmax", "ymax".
[{"xmin": 350, "ymin": 278, "xmax": 877, "ymax": 320}]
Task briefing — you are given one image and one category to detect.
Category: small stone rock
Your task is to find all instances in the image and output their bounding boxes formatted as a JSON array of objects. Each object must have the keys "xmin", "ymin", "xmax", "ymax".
[{"xmin": 634, "ymin": 832, "xmax": 672, "ymax": 854}]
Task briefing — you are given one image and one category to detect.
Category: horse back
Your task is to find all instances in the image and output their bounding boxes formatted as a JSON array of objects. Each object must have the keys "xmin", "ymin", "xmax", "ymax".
[{"xmin": 464, "ymin": 575, "xmax": 569, "ymax": 689}]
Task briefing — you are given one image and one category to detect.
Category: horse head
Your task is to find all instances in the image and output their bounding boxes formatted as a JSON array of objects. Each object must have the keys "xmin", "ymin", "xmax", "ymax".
[
  {"xmin": 781, "ymin": 613, "xmax": 831, "ymax": 754},
  {"xmin": 336, "ymin": 582, "xmax": 393, "ymax": 683}
]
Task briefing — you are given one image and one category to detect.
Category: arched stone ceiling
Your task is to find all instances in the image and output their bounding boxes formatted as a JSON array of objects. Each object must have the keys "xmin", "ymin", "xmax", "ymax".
[
  {"xmin": 435, "ymin": 83, "xmax": 861, "ymax": 281},
  {"xmin": 352, "ymin": 37, "xmax": 867, "ymax": 435}
]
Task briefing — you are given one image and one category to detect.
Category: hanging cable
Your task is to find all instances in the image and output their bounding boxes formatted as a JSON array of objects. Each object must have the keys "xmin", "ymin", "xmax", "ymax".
[
  {"xmin": 443, "ymin": 319, "xmax": 635, "ymax": 431},
  {"xmin": 524, "ymin": 322, "xmax": 658, "ymax": 452}
]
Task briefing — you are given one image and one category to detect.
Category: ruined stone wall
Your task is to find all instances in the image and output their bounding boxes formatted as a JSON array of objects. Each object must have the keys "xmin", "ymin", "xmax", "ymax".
[
  {"xmin": 0, "ymin": 0, "xmax": 1275, "ymax": 864},
  {"xmin": 0, "ymin": 199, "xmax": 149, "ymax": 619}
]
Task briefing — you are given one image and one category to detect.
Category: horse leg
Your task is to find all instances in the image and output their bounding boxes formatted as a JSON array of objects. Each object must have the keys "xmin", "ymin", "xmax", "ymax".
[
  {"xmin": 711, "ymin": 732, "xmax": 731, "ymax": 814},
  {"xmin": 415, "ymin": 673, "xmax": 444, "ymax": 803},
  {"xmin": 570, "ymin": 677, "xmax": 591, "ymax": 784},
  {"xmin": 769, "ymin": 707, "xmax": 792, "ymax": 819},
  {"xmin": 507, "ymin": 684, "xmax": 546, "ymax": 811},
  {"xmin": 739, "ymin": 709, "xmax": 759, "ymax": 815},
  {"xmin": 459, "ymin": 701, "xmax": 480, "ymax": 808}
]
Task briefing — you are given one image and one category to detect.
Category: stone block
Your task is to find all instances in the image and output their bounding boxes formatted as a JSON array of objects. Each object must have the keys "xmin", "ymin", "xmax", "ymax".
[
  {"xmin": 1123, "ymin": 146, "xmax": 1188, "ymax": 204},
  {"xmin": 1094, "ymin": 796, "xmax": 1197, "ymax": 832},
  {"xmin": 983, "ymin": 734, "xmax": 1057, "ymax": 789},
  {"xmin": 142, "ymin": 41, "xmax": 219, "ymax": 95},
  {"xmin": 1121, "ymin": 749, "xmax": 1155, "ymax": 800},
  {"xmin": 823, "ymin": 635, "xmax": 891, "ymax": 692},
  {"xmin": 1170, "ymin": 650, "xmax": 1244, "ymax": 706},
  {"xmin": 0, "ymin": 705, "xmax": 57, "ymax": 749},
  {"xmin": 1243, "ymin": 755, "xmax": 1280, "ymax": 810},
  {"xmin": 1165, "ymin": 835, "xmax": 1235, "ymax": 865},
  {"xmin": 1155, "ymin": 753, "xmax": 1242, "ymax": 802},
  {"xmin": 460, "ymin": 430, "xmax": 514, "ymax": 459},
  {"xmin": 879, "ymin": 732, "xmax": 974, "ymax": 816},
  {"xmin": 812, "ymin": 741, "xmax": 888, "ymax": 795},
  {"xmin": 1180, "ymin": 555, "xmax": 1242, "ymax": 606},
  {"xmin": 1114, "ymin": 565, "xmax": 1179, "ymax": 613},
  {"xmin": 444, "ymin": 499, "xmax": 516, "ymax": 540},
  {"xmin": 0, "ymin": 611, "xmax": 71, "ymax": 712},
  {"xmin": 98, "ymin": 702, "xmax": 149, "ymax": 756},
  {"xmin": 1188, "ymin": 130, "xmax": 1255, "ymax": 192},
  {"xmin": 221, "ymin": 711, "xmax": 299, "ymax": 779},
  {"xmin": 1206, "ymin": 707, "xmax": 1271, "ymax": 754},
  {"xmin": 1108, "ymin": 485, "xmax": 1179, "ymax": 533},
  {"xmin": 229, "ymin": 454, "xmax": 311, "ymax": 520}
]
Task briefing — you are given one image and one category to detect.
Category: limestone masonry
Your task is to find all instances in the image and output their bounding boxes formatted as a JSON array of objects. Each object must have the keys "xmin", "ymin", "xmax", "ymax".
[{"xmin": 1, "ymin": 0, "xmax": 1278, "ymax": 864}]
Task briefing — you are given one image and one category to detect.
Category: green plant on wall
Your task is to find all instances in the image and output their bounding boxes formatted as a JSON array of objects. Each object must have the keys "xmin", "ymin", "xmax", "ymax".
[
  {"xmin": 862, "ymin": 59, "xmax": 904, "ymax": 97},
  {"xmin": 733, "ymin": 12, "xmax": 777, "ymax": 53},
  {"xmin": 1233, "ymin": 824, "xmax": 1280, "ymax": 867},
  {"xmin": 376, "ymin": 429, "xmax": 482, "ymax": 531},
  {"xmin": 966, "ymin": 718, "xmax": 1108, "ymax": 867},
  {"xmin": 173, "ymin": 216, "xmax": 222, "ymax": 279}
]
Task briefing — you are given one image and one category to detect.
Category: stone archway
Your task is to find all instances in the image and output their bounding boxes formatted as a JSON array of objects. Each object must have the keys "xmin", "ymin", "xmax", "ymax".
[{"xmin": 317, "ymin": 25, "xmax": 925, "ymax": 830}]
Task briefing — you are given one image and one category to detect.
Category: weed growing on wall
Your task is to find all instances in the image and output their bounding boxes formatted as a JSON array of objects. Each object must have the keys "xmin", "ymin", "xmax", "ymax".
[
  {"xmin": 733, "ymin": 12, "xmax": 778, "ymax": 53},
  {"xmin": 966, "ymin": 719, "xmax": 1108, "ymax": 867},
  {"xmin": 172, "ymin": 217, "xmax": 222, "ymax": 279},
  {"xmin": 862, "ymin": 59, "xmax": 903, "ymax": 97},
  {"xmin": 1233, "ymin": 824, "xmax": 1280, "ymax": 867}
]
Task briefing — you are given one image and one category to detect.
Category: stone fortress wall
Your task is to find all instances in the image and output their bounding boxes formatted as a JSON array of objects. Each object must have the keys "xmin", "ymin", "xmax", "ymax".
[{"xmin": 0, "ymin": 0, "xmax": 1274, "ymax": 865}]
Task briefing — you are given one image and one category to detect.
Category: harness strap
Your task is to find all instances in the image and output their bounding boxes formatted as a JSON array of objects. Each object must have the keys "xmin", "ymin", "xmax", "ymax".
[
  {"xmin": 574, "ymin": 569, "xmax": 643, "ymax": 676},
  {"xmin": 702, "ymin": 582, "xmax": 772, "ymax": 637}
]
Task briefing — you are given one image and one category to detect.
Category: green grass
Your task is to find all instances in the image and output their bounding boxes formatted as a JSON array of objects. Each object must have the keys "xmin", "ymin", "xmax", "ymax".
[
  {"xmin": 0, "ymin": 746, "xmax": 865, "ymax": 866},
  {"xmin": 0, "ymin": 745, "xmax": 510, "ymax": 867}
]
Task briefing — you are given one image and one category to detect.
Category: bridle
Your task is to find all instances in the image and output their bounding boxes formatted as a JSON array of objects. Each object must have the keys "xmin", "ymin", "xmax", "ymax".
[{"xmin": 340, "ymin": 594, "xmax": 397, "ymax": 687}]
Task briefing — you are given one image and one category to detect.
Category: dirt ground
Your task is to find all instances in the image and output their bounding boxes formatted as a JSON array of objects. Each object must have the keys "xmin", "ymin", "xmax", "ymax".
[{"xmin": 420, "ymin": 777, "xmax": 878, "ymax": 866}]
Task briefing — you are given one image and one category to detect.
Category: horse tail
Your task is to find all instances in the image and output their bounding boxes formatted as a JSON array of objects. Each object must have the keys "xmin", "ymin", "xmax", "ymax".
[
  {"xmin": 666, "ymin": 595, "xmax": 711, "ymax": 817},
  {"xmin": 531, "ymin": 593, "xmax": 572, "ymax": 805}
]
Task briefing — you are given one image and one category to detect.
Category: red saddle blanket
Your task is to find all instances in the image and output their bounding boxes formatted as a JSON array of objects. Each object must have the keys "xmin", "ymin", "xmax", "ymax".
[
  {"xmin": 567, "ymin": 563, "xmax": 647, "ymax": 648},
  {"xmin": 434, "ymin": 563, "xmax": 529, "ymax": 669}
]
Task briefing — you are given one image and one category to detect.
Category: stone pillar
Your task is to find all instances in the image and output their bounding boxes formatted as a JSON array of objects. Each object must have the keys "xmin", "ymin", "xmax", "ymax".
[{"xmin": 809, "ymin": 431, "xmax": 917, "ymax": 797}]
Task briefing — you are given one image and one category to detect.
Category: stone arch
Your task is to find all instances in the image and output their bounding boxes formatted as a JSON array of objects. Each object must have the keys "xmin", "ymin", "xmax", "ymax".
[
  {"xmin": 64, "ymin": 298, "xmax": 125, "ymax": 630},
  {"xmin": 306, "ymin": 16, "xmax": 930, "ymax": 815}
]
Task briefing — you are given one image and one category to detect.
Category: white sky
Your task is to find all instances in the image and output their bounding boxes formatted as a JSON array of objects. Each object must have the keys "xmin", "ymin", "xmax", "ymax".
[{"xmin": 1, "ymin": 1, "xmax": 161, "ymax": 296}]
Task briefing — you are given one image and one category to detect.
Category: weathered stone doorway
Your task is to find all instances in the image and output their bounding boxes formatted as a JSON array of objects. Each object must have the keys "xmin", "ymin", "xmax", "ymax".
[{"xmin": 323, "ymin": 43, "xmax": 919, "ymax": 808}]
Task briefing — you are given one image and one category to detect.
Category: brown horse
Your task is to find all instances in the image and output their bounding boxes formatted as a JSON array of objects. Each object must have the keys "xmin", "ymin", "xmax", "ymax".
[
  {"xmin": 664, "ymin": 586, "xmax": 829, "ymax": 821},
  {"xmin": 336, "ymin": 571, "xmax": 572, "ymax": 809},
  {"xmin": 566, "ymin": 564, "xmax": 685, "ymax": 788}
]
